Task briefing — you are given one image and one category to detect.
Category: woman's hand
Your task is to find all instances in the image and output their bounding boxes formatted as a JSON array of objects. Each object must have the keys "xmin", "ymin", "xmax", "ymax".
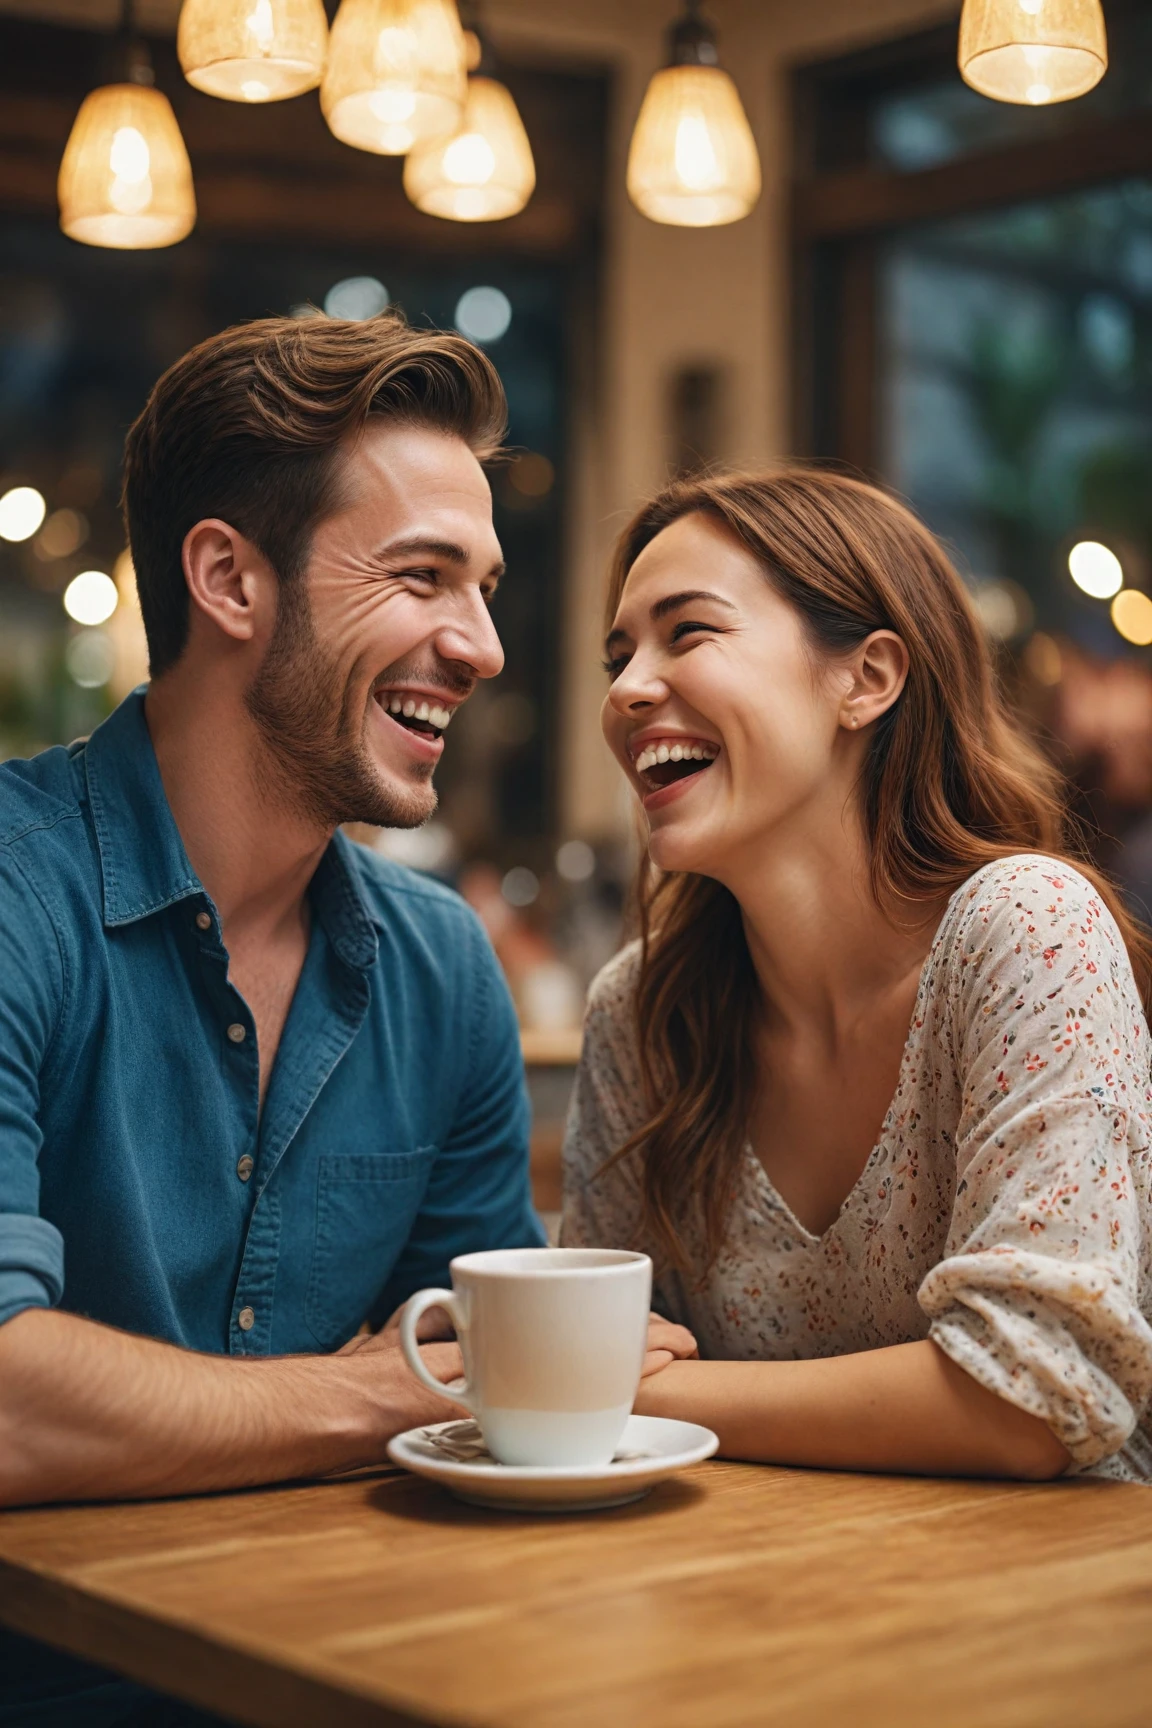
[{"xmin": 642, "ymin": 1313, "xmax": 699, "ymax": 1378}]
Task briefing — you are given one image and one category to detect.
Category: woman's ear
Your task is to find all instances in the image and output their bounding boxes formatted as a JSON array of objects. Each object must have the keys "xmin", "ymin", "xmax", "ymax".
[
  {"xmin": 182, "ymin": 517, "xmax": 277, "ymax": 646},
  {"xmin": 839, "ymin": 630, "xmax": 909, "ymax": 732}
]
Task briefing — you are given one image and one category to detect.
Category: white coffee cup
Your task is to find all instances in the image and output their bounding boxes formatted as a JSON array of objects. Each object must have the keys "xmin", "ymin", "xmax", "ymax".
[{"xmin": 399, "ymin": 1247, "xmax": 652, "ymax": 1468}]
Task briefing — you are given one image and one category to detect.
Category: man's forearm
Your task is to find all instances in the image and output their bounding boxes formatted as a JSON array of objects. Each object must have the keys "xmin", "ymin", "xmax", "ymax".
[
  {"xmin": 633, "ymin": 1339, "xmax": 1072, "ymax": 1481},
  {"xmin": 0, "ymin": 1307, "xmax": 458, "ymax": 1507}
]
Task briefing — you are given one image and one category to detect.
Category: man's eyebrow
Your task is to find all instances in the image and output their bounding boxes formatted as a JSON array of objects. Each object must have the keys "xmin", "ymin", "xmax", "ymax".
[
  {"xmin": 604, "ymin": 588, "xmax": 737, "ymax": 652},
  {"xmin": 383, "ymin": 536, "xmax": 470, "ymax": 564}
]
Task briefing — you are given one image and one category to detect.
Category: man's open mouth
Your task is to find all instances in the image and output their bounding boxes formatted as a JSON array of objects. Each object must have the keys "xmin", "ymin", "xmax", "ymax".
[
  {"xmin": 633, "ymin": 738, "xmax": 719, "ymax": 792},
  {"xmin": 374, "ymin": 690, "xmax": 456, "ymax": 743}
]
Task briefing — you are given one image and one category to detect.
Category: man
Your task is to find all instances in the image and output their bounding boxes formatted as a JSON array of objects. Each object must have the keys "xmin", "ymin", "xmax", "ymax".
[{"xmin": 0, "ymin": 312, "xmax": 546, "ymax": 1723}]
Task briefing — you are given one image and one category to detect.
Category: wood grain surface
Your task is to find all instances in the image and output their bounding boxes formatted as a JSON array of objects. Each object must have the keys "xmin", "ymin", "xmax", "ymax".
[{"xmin": 1, "ymin": 1462, "xmax": 1151, "ymax": 1728}]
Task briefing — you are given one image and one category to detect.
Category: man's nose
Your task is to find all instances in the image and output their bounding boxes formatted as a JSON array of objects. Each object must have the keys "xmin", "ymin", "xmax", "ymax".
[{"xmin": 435, "ymin": 595, "xmax": 505, "ymax": 681}]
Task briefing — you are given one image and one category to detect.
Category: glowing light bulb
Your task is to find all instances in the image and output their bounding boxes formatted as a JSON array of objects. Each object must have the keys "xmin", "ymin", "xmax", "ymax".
[
  {"xmin": 64, "ymin": 570, "xmax": 119, "ymax": 627},
  {"xmin": 0, "ymin": 486, "xmax": 47, "ymax": 542},
  {"xmin": 246, "ymin": 0, "xmax": 275, "ymax": 49},
  {"xmin": 442, "ymin": 130, "xmax": 495, "ymax": 185},
  {"xmin": 673, "ymin": 113, "xmax": 722, "ymax": 191},
  {"xmin": 958, "ymin": 0, "xmax": 1107, "ymax": 105},
  {"xmin": 1068, "ymin": 540, "xmax": 1123, "ymax": 599}
]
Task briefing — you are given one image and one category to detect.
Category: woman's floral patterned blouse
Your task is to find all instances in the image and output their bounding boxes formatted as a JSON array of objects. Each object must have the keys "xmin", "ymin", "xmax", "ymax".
[{"xmin": 561, "ymin": 855, "xmax": 1152, "ymax": 1480}]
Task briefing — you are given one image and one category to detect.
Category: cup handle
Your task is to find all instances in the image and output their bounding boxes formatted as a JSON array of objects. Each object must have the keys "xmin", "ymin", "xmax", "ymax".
[{"xmin": 399, "ymin": 1288, "xmax": 475, "ymax": 1413}]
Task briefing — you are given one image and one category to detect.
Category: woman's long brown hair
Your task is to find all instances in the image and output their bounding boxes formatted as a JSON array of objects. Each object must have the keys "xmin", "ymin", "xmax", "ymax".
[{"xmin": 605, "ymin": 468, "xmax": 1152, "ymax": 1277}]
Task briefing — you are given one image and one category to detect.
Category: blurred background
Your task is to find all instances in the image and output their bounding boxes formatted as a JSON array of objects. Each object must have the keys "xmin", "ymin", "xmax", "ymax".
[{"xmin": 1, "ymin": 0, "xmax": 1150, "ymax": 1210}]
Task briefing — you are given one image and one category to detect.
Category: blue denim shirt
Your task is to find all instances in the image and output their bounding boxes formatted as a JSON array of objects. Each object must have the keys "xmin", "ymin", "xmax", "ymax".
[{"xmin": 0, "ymin": 689, "xmax": 543, "ymax": 1722}]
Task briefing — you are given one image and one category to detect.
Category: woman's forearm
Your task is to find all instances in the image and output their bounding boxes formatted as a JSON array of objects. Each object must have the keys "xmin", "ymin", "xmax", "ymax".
[{"xmin": 633, "ymin": 1338, "xmax": 1071, "ymax": 1480}]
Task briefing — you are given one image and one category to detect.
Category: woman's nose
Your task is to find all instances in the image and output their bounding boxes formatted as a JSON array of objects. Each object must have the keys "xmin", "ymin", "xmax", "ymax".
[{"xmin": 606, "ymin": 652, "xmax": 667, "ymax": 716}]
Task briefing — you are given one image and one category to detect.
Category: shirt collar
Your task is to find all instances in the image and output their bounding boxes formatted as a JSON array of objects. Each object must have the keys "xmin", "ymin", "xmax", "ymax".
[
  {"xmin": 84, "ymin": 689, "xmax": 202, "ymax": 928},
  {"xmin": 309, "ymin": 831, "xmax": 380, "ymax": 973},
  {"xmin": 84, "ymin": 689, "xmax": 380, "ymax": 972}
]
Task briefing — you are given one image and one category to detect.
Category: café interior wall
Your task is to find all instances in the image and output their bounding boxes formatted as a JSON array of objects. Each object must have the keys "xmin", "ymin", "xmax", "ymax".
[
  {"xmin": 494, "ymin": 0, "xmax": 957, "ymax": 843},
  {"xmin": 0, "ymin": 0, "xmax": 956, "ymax": 843}
]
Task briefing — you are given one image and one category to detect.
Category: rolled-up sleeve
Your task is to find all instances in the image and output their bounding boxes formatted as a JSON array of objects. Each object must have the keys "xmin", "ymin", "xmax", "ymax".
[
  {"xmin": 919, "ymin": 860, "xmax": 1152, "ymax": 1470},
  {"xmin": 0, "ymin": 849, "xmax": 65, "ymax": 1326}
]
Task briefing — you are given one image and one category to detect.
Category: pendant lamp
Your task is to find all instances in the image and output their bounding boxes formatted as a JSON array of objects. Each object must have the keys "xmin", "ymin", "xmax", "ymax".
[
  {"xmin": 58, "ymin": 11, "xmax": 196, "ymax": 250},
  {"xmin": 403, "ymin": 12, "xmax": 534, "ymax": 221},
  {"xmin": 321, "ymin": 0, "xmax": 467, "ymax": 156},
  {"xmin": 177, "ymin": 0, "xmax": 329, "ymax": 103},
  {"xmin": 627, "ymin": 0, "xmax": 760, "ymax": 228},
  {"xmin": 958, "ymin": 0, "xmax": 1107, "ymax": 104}
]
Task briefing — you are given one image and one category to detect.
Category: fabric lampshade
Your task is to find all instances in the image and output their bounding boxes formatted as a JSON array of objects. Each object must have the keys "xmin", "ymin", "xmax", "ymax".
[
  {"xmin": 58, "ymin": 82, "xmax": 196, "ymax": 249},
  {"xmin": 627, "ymin": 63, "xmax": 760, "ymax": 228},
  {"xmin": 321, "ymin": 0, "xmax": 467, "ymax": 155},
  {"xmin": 403, "ymin": 74, "xmax": 534, "ymax": 221},
  {"xmin": 958, "ymin": 0, "xmax": 1107, "ymax": 104},
  {"xmin": 177, "ymin": 0, "xmax": 329, "ymax": 102}
]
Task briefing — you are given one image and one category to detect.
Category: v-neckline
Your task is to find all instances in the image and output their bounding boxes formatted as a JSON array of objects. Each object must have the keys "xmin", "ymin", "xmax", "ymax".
[{"xmin": 744, "ymin": 886, "xmax": 957, "ymax": 1247}]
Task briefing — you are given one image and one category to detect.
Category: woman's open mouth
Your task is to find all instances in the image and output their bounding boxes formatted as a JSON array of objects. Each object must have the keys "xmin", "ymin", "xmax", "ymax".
[{"xmin": 633, "ymin": 738, "xmax": 719, "ymax": 794}]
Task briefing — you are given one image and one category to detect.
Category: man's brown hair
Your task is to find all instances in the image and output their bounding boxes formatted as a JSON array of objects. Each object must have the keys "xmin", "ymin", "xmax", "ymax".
[{"xmin": 122, "ymin": 310, "xmax": 507, "ymax": 676}]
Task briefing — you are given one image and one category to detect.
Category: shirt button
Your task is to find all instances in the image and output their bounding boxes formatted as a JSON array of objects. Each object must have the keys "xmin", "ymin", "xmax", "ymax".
[
  {"xmin": 227, "ymin": 1022, "xmax": 247, "ymax": 1044},
  {"xmin": 195, "ymin": 911, "xmax": 211, "ymax": 932},
  {"xmin": 236, "ymin": 1155, "xmax": 254, "ymax": 1182},
  {"xmin": 237, "ymin": 1306, "xmax": 255, "ymax": 1331}
]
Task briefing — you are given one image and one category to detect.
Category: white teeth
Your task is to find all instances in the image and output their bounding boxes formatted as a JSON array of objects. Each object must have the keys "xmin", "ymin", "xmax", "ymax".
[
  {"xmin": 381, "ymin": 692, "xmax": 455, "ymax": 731},
  {"xmin": 633, "ymin": 740, "xmax": 718, "ymax": 775}
]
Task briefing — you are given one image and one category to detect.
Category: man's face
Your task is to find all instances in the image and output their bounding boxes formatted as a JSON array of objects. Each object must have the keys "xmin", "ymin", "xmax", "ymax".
[{"xmin": 245, "ymin": 421, "xmax": 505, "ymax": 829}]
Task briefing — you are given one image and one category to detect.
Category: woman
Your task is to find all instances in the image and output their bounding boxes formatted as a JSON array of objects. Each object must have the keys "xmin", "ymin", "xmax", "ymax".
[{"xmin": 562, "ymin": 468, "xmax": 1152, "ymax": 1481}]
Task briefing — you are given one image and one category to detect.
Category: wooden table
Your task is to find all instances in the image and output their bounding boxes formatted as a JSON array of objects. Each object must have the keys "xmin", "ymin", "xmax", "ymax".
[{"xmin": 2, "ymin": 1461, "xmax": 1151, "ymax": 1728}]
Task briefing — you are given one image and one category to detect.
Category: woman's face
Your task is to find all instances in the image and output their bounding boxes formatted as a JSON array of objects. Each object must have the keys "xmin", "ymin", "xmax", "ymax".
[{"xmin": 601, "ymin": 512, "xmax": 864, "ymax": 878}]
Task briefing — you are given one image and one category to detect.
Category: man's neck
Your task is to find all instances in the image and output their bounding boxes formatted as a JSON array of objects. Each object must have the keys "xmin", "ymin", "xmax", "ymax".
[{"xmin": 144, "ymin": 669, "xmax": 331, "ymax": 943}]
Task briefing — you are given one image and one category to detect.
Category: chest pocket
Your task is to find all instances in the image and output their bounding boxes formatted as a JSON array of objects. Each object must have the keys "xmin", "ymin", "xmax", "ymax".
[{"xmin": 305, "ymin": 1147, "xmax": 438, "ymax": 1351}]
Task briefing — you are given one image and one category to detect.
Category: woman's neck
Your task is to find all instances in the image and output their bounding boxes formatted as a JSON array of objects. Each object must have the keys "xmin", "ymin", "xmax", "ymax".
[{"xmin": 718, "ymin": 810, "xmax": 948, "ymax": 1047}]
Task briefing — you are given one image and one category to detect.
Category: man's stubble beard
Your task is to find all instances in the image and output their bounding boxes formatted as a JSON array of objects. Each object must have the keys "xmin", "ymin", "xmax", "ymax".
[{"xmin": 244, "ymin": 577, "xmax": 436, "ymax": 832}]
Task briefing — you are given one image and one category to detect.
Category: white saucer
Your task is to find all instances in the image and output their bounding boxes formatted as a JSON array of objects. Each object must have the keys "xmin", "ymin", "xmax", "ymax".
[{"xmin": 387, "ymin": 1415, "xmax": 719, "ymax": 1513}]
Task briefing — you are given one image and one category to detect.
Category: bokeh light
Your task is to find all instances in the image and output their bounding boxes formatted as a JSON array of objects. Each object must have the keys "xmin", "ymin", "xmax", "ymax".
[
  {"xmin": 65, "ymin": 629, "xmax": 115, "ymax": 689},
  {"xmin": 1110, "ymin": 589, "xmax": 1152, "ymax": 647},
  {"xmin": 64, "ymin": 569, "xmax": 119, "ymax": 626},
  {"xmin": 0, "ymin": 485, "xmax": 47, "ymax": 542},
  {"xmin": 501, "ymin": 865, "xmax": 539, "ymax": 907},
  {"xmin": 35, "ymin": 507, "xmax": 88, "ymax": 561},
  {"xmin": 510, "ymin": 453, "xmax": 555, "ymax": 498},
  {"xmin": 323, "ymin": 276, "xmax": 389, "ymax": 320},
  {"xmin": 556, "ymin": 839, "xmax": 595, "ymax": 882},
  {"xmin": 1069, "ymin": 539, "xmax": 1123, "ymax": 599},
  {"xmin": 454, "ymin": 285, "xmax": 511, "ymax": 344}
]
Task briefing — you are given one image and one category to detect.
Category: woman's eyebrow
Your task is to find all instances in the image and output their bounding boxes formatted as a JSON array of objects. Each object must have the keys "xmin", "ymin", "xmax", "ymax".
[
  {"xmin": 605, "ymin": 588, "xmax": 737, "ymax": 654},
  {"xmin": 650, "ymin": 588, "xmax": 738, "ymax": 621}
]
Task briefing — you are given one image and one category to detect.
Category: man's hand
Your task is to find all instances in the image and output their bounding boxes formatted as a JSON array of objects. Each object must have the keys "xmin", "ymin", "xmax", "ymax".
[{"xmin": 642, "ymin": 1313, "xmax": 698, "ymax": 1379}]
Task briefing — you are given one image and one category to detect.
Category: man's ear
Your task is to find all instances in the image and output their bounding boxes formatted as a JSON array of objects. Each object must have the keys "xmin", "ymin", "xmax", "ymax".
[
  {"xmin": 839, "ymin": 629, "xmax": 909, "ymax": 731},
  {"xmin": 182, "ymin": 518, "xmax": 276, "ymax": 646}
]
